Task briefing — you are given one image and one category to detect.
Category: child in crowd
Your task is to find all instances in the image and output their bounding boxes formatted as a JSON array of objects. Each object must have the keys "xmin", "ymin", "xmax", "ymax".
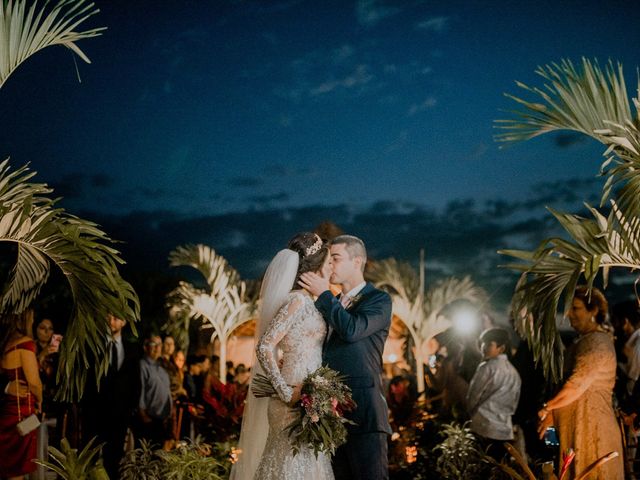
[{"xmin": 466, "ymin": 327, "xmax": 521, "ymax": 460}]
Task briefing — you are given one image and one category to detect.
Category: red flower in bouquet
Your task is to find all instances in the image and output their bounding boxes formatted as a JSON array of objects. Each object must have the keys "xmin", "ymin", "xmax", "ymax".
[
  {"xmin": 286, "ymin": 366, "xmax": 357, "ymax": 457},
  {"xmin": 251, "ymin": 366, "xmax": 357, "ymax": 457}
]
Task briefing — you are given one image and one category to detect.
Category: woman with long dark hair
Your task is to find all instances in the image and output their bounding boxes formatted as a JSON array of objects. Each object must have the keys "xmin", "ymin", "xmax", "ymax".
[
  {"xmin": 0, "ymin": 310, "xmax": 43, "ymax": 479},
  {"xmin": 231, "ymin": 232, "xmax": 332, "ymax": 480}
]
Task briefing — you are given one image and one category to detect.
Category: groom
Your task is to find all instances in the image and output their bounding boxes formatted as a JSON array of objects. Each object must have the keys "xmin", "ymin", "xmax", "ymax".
[{"xmin": 300, "ymin": 234, "xmax": 392, "ymax": 480}]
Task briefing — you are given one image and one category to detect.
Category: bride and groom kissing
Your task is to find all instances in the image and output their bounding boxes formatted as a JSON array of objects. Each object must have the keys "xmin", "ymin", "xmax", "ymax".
[{"xmin": 230, "ymin": 232, "xmax": 393, "ymax": 480}]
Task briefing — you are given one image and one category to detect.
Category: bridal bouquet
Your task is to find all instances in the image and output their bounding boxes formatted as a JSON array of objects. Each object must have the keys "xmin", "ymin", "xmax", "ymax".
[{"xmin": 252, "ymin": 366, "xmax": 356, "ymax": 457}]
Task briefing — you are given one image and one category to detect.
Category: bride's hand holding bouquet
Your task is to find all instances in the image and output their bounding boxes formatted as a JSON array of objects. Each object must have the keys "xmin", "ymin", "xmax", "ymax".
[{"xmin": 252, "ymin": 365, "xmax": 356, "ymax": 457}]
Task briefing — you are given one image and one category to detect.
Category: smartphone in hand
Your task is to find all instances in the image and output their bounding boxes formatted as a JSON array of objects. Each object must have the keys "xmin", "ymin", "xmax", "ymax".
[
  {"xmin": 543, "ymin": 426, "xmax": 559, "ymax": 447},
  {"xmin": 50, "ymin": 334, "xmax": 63, "ymax": 352}
]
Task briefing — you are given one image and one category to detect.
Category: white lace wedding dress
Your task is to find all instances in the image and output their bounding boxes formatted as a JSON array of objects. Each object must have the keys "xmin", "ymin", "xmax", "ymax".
[{"xmin": 254, "ymin": 290, "xmax": 334, "ymax": 480}]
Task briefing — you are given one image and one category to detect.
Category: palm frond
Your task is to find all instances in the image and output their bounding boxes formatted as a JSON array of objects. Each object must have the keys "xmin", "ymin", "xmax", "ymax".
[
  {"xmin": 164, "ymin": 281, "xmax": 203, "ymax": 351},
  {"xmin": 495, "ymin": 58, "xmax": 634, "ymax": 143},
  {"xmin": 369, "ymin": 257, "xmax": 488, "ymax": 395},
  {"xmin": 496, "ymin": 58, "xmax": 640, "ymax": 381},
  {"xmin": 500, "ymin": 204, "xmax": 640, "ymax": 381},
  {"xmin": 0, "ymin": 160, "xmax": 140, "ymax": 401},
  {"xmin": 422, "ymin": 276, "xmax": 489, "ymax": 341},
  {"xmin": 495, "ymin": 58, "xmax": 640, "ymax": 217},
  {"xmin": 169, "ymin": 244, "xmax": 241, "ymax": 294},
  {"xmin": 367, "ymin": 258, "xmax": 420, "ymax": 302},
  {"xmin": 0, "ymin": 0, "xmax": 105, "ymax": 89},
  {"xmin": 167, "ymin": 244, "xmax": 256, "ymax": 382}
]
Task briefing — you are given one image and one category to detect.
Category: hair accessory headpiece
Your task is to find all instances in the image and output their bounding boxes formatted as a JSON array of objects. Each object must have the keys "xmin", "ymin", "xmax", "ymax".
[{"xmin": 305, "ymin": 235, "xmax": 323, "ymax": 257}]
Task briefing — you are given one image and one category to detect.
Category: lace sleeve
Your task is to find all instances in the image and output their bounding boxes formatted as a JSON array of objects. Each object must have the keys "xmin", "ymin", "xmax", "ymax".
[{"xmin": 256, "ymin": 293, "xmax": 303, "ymax": 403}]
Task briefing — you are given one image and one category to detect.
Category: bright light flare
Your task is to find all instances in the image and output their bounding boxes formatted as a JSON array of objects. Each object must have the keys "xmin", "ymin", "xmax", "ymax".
[{"xmin": 452, "ymin": 308, "xmax": 479, "ymax": 335}]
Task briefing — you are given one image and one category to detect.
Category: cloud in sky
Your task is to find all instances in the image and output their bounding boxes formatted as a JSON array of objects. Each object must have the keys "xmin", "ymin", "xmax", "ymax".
[
  {"xmin": 310, "ymin": 64, "xmax": 374, "ymax": 96},
  {"xmin": 408, "ymin": 96, "xmax": 437, "ymax": 115},
  {"xmin": 416, "ymin": 16, "xmax": 449, "ymax": 32},
  {"xmin": 356, "ymin": 0, "xmax": 401, "ymax": 27},
  {"xmin": 84, "ymin": 175, "xmax": 606, "ymax": 316}
]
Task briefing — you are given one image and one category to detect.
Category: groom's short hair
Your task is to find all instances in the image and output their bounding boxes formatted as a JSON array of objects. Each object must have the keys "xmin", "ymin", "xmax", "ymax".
[{"xmin": 331, "ymin": 235, "xmax": 367, "ymax": 272}]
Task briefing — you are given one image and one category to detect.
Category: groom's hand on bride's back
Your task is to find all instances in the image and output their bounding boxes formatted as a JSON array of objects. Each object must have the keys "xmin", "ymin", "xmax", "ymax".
[{"xmin": 298, "ymin": 272, "xmax": 329, "ymax": 297}]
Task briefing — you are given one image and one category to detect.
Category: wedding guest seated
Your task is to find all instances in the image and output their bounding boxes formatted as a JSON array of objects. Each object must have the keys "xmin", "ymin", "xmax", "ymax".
[{"xmin": 466, "ymin": 327, "xmax": 521, "ymax": 461}]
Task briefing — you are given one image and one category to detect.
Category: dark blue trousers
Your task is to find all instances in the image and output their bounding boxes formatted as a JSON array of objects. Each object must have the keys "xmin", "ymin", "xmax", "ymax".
[{"xmin": 332, "ymin": 432, "xmax": 388, "ymax": 480}]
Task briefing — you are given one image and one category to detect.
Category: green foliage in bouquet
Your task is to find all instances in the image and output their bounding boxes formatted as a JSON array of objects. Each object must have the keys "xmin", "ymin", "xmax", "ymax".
[
  {"xmin": 286, "ymin": 366, "xmax": 356, "ymax": 457},
  {"xmin": 34, "ymin": 437, "xmax": 109, "ymax": 480}
]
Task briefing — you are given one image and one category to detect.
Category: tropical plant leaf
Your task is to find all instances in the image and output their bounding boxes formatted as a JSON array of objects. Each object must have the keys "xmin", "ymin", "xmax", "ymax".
[
  {"xmin": 167, "ymin": 244, "xmax": 256, "ymax": 382},
  {"xmin": 0, "ymin": 160, "xmax": 140, "ymax": 401},
  {"xmin": 496, "ymin": 58, "xmax": 640, "ymax": 381},
  {"xmin": 368, "ymin": 257, "xmax": 488, "ymax": 398},
  {"xmin": 500, "ymin": 203, "xmax": 640, "ymax": 381},
  {"xmin": 0, "ymin": 0, "xmax": 105, "ymax": 89}
]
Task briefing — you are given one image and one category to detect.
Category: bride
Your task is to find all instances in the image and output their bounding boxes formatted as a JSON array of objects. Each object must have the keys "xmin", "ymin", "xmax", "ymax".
[{"xmin": 230, "ymin": 232, "xmax": 334, "ymax": 480}]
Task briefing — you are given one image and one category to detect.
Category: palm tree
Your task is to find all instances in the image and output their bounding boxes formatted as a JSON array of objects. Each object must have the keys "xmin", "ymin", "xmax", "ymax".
[
  {"xmin": 495, "ymin": 58, "xmax": 640, "ymax": 381},
  {"xmin": 0, "ymin": 0, "xmax": 104, "ymax": 89},
  {"xmin": 0, "ymin": 160, "xmax": 140, "ymax": 401},
  {"xmin": 367, "ymin": 255, "xmax": 488, "ymax": 395},
  {"xmin": 0, "ymin": 0, "xmax": 133, "ymax": 403},
  {"xmin": 166, "ymin": 244, "xmax": 256, "ymax": 383}
]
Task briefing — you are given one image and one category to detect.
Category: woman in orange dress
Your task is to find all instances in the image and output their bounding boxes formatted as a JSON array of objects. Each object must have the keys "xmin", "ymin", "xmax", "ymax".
[
  {"xmin": 0, "ymin": 310, "xmax": 43, "ymax": 479},
  {"xmin": 537, "ymin": 286, "xmax": 624, "ymax": 479}
]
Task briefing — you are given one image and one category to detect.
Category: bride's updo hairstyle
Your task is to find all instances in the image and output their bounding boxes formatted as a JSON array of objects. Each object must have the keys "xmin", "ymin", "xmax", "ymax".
[{"xmin": 287, "ymin": 232, "xmax": 329, "ymax": 286}]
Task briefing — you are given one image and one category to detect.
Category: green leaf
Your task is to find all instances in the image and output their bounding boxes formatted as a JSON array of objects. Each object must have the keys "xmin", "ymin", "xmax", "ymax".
[
  {"xmin": 0, "ymin": 161, "xmax": 140, "ymax": 401},
  {"xmin": 0, "ymin": 0, "xmax": 105, "ymax": 89}
]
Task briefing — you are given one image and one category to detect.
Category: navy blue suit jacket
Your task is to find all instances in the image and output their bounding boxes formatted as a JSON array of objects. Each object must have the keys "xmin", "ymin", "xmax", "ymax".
[{"xmin": 315, "ymin": 282, "xmax": 392, "ymax": 435}]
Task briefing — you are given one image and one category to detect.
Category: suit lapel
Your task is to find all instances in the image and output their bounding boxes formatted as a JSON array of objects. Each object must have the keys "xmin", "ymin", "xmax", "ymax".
[{"xmin": 324, "ymin": 284, "xmax": 375, "ymax": 348}]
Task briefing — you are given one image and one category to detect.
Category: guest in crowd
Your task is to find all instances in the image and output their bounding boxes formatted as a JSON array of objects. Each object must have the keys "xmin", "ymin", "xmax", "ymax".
[
  {"xmin": 611, "ymin": 300, "xmax": 640, "ymax": 401},
  {"xmin": 81, "ymin": 314, "xmax": 139, "ymax": 479},
  {"xmin": 466, "ymin": 327, "xmax": 521, "ymax": 461},
  {"xmin": 426, "ymin": 333, "xmax": 469, "ymax": 420},
  {"xmin": 387, "ymin": 375, "xmax": 414, "ymax": 429},
  {"xmin": 537, "ymin": 286, "xmax": 624, "ymax": 479},
  {"xmin": 204, "ymin": 355, "xmax": 224, "ymax": 396},
  {"xmin": 510, "ymin": 328, "xmax": 548, "ymax": 465},
  {"xmin": 136, "ymin": 334, "xmax": 173, "ymax": 450},
  {"xmin": 33, "ymin": 318, "xmax": 62, "ymax": 430},
  {"xmin": 170, "ymin": 350, "xmax": 187, "ymax": 401},
  {"xmin": 0, "ymin": 310, "xmax": 43, "ymax": 479},
  {"xmin": 162, "ymin": 335, "xmax": 176, "ymax": 362},
  {"xmin": 226, "ymin": 360, "xmax": 235, "ymax": 383},
  {"xmin": 185, "ymin": 354, "xmax": 209, "ymax": 403},
  {"xmin": 233, "ymin": 363, "xmax": 251, "ymax": 393}
]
